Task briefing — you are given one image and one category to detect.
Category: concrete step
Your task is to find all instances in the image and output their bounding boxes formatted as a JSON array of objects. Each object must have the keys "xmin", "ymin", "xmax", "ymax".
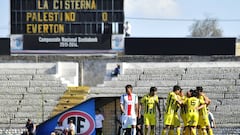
[
  {"xmin": 0, "ymin": 94, "xmax": 23, "ymax": 99},
  {"xmin": 0, "ymin": 100, "xmax": 20, "ymax": 105},
  {"xmin": 136, "ymin": 80, "xmax": 177, "ymax": 87},
  {"xmin": 123, "ymin": 69, "xmax": 143, "ymax": 75},
  {"xmin": 113, "ymin": 74, "xmax": 140, "ymax": 81},
  {"xmin": 182, "ymin": 73, "xmax": 239, "ymax": 80},
  {"xmin": 0, "ymin": 69, "xmax": 36, "ymax": 75},
  {"xmin": 32, "ymin": 74, "xmax": 57, "ymax": 80},
  {"xmin": 27, "ymin": 87, "xmax": 67, "ymax": 94},
  {"xmin": 20, "ymin": 99, "xmax": 58, "ymax": 106},
  {"xmin": 143, "ymin": 68, "xmax": 185, "ymax": 75},
  {"xmin": 29, "ymin": 80, "xmax": 64, "ymax": 87},
  {"xmin": 102, "ymin": 80, "xmax": 136, "ymax": 87},
  {"xmin": 23, "ymin": 94, "xmax": 62, "ymax": 100},
  {"xmin": 0, "ymin": 107, "xmax": 18, "ymax": 112},
  {"xmin": 0, "ymin": 81, "xmax": 29, "ymax": 87},
  {"xmin": 0, "ymin": 75, "xmax": 33, "ymax": 80},
  {"xmin": 0, "ymin": 87, "xmax": 27, "ymax": 94},
  {"xmin": 0, "ymin": 128, "xmax": 27, "ymax": 135},
  {"xmin": 186, "ymin": 67, "xmax": 240, "ymax": 74},
  {"xmin": 178, "ymin": 79, "xmax": 236, "ymax": 87},
  {"xmin": 140, "ymin": 74, "xmax": 181, "ymax": 80}
]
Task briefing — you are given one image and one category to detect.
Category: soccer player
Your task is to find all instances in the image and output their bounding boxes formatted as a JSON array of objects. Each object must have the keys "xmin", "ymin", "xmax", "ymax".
[
  {"xmin": 208, "ymin": 108, "xmax": 216, "ymax": 129},
  {"xmin": 173, "ymin": 89, "xmax": 186, "ymax": 135},
  {"xmin": 180, "ymin": 90, "xmax": 192, "ymax": 135},
  {"xmin": 120, "ymin": 84, "xmax": 138, "ymax": 135},
  {"xmin": 185, "ymin": 90, "xmax": 205, "ymax": 135},
  {"xmin": 139, "ymin": 87, "xmax": 161, "ymax": 135},
  {"xmin": 196, "ymin": 86, "xmax": 214, "ymax": 135},
  {"xmin": 162, "ymin": 85, "xmax": 182, "ymax": 135}
]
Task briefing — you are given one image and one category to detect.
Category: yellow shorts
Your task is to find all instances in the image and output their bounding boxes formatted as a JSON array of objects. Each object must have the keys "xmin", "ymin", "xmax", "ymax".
[
  {"xmin": 144, "ymin": 113, "xmax": 156, "ymax": 126},
  {"xmin": 187, "ymin": 112, "xmax": 199, "ymax": 127},
  {"xmin": 164, "ymin": 113, "xmax": 174, "ymax": 126},
  {"xmin": 198, "ymin": 114, "xmax": 210, "ymax": 128}
]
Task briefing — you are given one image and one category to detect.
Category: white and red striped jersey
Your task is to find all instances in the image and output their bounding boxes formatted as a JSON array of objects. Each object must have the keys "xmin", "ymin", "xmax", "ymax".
[{"xmin": 120, "ymin": 93, "xmax": 138, "ymax": 117}]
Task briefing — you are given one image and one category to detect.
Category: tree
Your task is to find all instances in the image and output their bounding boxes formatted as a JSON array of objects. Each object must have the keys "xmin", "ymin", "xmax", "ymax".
[{"xmin": 189, "ymin": 17, "xmax": 223, "ymax": 37}]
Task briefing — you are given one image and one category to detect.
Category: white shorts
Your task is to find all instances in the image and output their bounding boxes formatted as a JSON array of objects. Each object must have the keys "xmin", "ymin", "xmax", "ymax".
[{"xmin": 121, "ymin": 114, "xmax": 137, "ymax": 129}]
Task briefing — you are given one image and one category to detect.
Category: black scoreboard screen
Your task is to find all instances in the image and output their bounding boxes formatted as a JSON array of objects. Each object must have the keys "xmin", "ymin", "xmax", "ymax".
[{"xmin": 11, "ymin": 0, "xmax": 124, "ymax": 35}]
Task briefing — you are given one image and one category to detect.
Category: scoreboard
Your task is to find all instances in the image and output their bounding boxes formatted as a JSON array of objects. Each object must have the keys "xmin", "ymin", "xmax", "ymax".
[{"xmin": 11, "ymin": 0, "xmax": 124, "ymax": 35}]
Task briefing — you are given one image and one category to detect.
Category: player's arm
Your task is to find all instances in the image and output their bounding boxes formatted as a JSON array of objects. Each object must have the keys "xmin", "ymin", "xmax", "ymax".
[
  {"xmin": 196, "ymin": 99, "xmax": 206, "ymax": 110},
  {"xmin": 135, "ymin": 95, "xmax": 139, "ymax": 117},
  {"xmin": 120, "ymin": 103, "xmax": 125, "ymax": 114},
  {"xmin": 196, "ymin": 104, "xmax": 205, "ymax": 110},
  {"xmin": 213, "ymin": 119, "xmax": 217, "ymax": 128},
  {"xmin": 138, "ymin": 102, "xmax": 142, "ymax": 117},
  {"xmin": 204, "ymin": 95, "xmax": 211, "ymax": 106},
  {"xmin": 174, "ymin": 94, "xmax": 183, "ymax": 105},
  {"xmin": 201, "ymin": 92, "xmax": 211, "ymax": 105},
  {"xmin": 156, "ymin": 99, "xmax": 161, "ymax": 119},
  {"xmin": 120, "ymin": 95, "xmax": 125, "ymax": 114},
  {"xmin": 138, "ymin": 96, "xmax": 145, "ymax": 117},
  {"xmin": 135, "ymin": 103, "xmax": 139, "ymax": 117}
]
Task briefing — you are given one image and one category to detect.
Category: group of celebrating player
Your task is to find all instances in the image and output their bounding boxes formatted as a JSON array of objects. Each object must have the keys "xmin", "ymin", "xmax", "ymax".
[
  {"xmin": 162, "ymin": 85, "xmax": 214, "ymax": 135},
  {"xmin": 119, "ymin": 84, "xmax": 214, "ymax": 135}
]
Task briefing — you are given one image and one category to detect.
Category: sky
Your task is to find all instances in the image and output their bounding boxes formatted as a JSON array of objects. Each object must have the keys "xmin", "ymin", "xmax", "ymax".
[{"xmin": 1, "ymin": 0, "xmax": 240, "ymax": 37}]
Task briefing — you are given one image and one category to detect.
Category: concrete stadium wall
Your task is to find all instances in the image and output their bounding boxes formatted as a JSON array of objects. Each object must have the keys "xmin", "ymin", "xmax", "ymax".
[{"xmin": 1, "ymin": 55, "xmax": 240, "ymax": 86}]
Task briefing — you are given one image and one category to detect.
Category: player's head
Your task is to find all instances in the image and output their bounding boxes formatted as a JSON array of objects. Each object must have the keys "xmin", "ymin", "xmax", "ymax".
[
  {"xmin": 179, "ymin": 89, "xmax": 184, "ymax": 96},
  {"xmin": 149, "ymin": 86, "xmax": 157, "ymax": 96},
  {"xmin": 196, "ymin": 86, "xmax": 203, "ymax": 92},
  {"xmin": 173, "ymin": 85, "xmax": 181, "ymax": 94},
  {"xmin": 186, "ymin": 90, "xmax": 191, "ymax": 97},
  {"xmin": 95, "ymin": 108, "xmax": 101, "ymax": 114},
  {"xmin": 125, "ymin": 84, "xmax": 133, "ymax": 95},
  {"xmin": 191, "ymin": 90, "xmax": 199, "ymax": 97},
  {"xmin": 69, "ymin": 120, "xmax": 73, "ymax": 124}
]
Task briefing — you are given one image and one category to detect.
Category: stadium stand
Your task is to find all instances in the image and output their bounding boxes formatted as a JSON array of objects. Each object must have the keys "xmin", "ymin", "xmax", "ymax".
[
  {"xmin": 0, "ymin": 63, "xmax": 68, "ymax": 134},
  {"xmin": 0, "ymin": 61, "xmax": 240, "ymax": 134},
  {"xmin": 89, "ymin": 62, "xmax": 240, "ymax": 134}
]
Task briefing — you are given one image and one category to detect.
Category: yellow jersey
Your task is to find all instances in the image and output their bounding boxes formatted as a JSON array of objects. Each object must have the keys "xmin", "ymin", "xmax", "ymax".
[
  {"xmin": 141, "ymin": 94, "xmax": 159, "ymax": 114},
  {"xmin": 165, "ymin": 91, "xmax": 179, "ymax": 114}
]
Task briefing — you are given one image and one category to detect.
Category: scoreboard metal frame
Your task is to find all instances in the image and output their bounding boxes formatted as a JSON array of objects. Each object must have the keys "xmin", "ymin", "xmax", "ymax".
[{"xmin": 11, "ymin": 0, "xmax": 124, "ymax": 35}]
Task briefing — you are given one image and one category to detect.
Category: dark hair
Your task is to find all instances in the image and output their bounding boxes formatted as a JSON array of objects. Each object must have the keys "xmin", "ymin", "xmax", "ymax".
[
  {"xmin": 189, "ymin": 89, "xmax": 194, "ymax": 93},
  {"xmin": 173, "ymin": 85, "xmax": 181, "ymax": 92},
  {"xmin": 96, "ymin": 108, "xmax": 101, "ymax": 112},
  {"xmin": 191, "ymin": 90, "xmax": 199, "ymax": 97},
  {"xmin": 150, "ymin": 87, "xmax": 157, "ymax": 92},
  {"xmin": 196, "ymin": 86, "xmax": 203, "ymax": 92},
  {"xmin": 125, "ymin": 84, "xmax": 133, "ymax": 90}
]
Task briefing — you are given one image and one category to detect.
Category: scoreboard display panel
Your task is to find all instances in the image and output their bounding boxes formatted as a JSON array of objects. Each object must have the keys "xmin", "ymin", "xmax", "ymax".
[{"xmin": 11, "ymin": 0, "xmax": 124, "ymax": 35}]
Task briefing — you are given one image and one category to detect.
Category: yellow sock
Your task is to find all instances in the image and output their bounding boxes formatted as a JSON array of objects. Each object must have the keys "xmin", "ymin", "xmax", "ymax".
[
  {"xmin": 169, "ymin": 129, "xmax": 174, "ymax": 135},
  {"xmin": 144, "ymin": 127, "xmax": 148, "ymax": 135},
  {"xmin": 161, "ymin": 129, "xmax": 167, "ymax": 135},
  {"xmin": 191, "ymin": 128, "xmax": 197, "ymax": 135},
  {"xmin": 176, "ymin": 127, "xmax": 181, "ymax": 135},
  {"xmin": 208, "ymin": 128, "xmax": 214, "ymax": 135},
  {"xmin": 202, "ymin": 129, "xmax": 208, "ymax": 135},
  {"xmin": 150, "ymin": 129, "xmax": 155, "ymax": 135},
  {"xmin": 197, "ymin": 128, "xmax": 202, "ymax": 135}
]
